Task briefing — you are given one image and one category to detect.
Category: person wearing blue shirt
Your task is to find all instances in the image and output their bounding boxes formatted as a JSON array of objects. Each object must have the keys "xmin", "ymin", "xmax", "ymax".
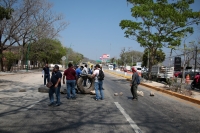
[{"xmin": 76, "ymin": 66, "xmax": 83, "ymax": 78}]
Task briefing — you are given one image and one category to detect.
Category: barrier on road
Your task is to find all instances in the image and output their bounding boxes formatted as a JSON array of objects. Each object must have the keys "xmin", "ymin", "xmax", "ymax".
[{"xmin": 105, "ymin": 69, "xmax": 200, "ymax": 106}]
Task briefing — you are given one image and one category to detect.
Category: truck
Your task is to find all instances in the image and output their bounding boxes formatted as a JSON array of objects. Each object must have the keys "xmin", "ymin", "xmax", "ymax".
[{"xmin": 151, "ymin": 65, "xmax": 174, "ymax": 81}]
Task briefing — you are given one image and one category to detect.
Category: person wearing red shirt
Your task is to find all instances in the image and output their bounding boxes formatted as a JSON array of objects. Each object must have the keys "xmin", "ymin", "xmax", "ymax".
[{"xmin": 63, "ymin": 63, "xmax": 77, "ymax": 99}]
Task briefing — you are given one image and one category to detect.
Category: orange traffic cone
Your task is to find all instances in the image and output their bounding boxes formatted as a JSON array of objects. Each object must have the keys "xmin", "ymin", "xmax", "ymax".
[{"xmin": 185, "ymin": 74, "xmax": 190, "ymax": 84}]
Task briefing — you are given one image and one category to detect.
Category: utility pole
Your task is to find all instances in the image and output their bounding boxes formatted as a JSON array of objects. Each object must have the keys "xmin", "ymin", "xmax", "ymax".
[
  {"xmin": 194, "ymin": 46, "xmax": 197, "ymax": 74},
  {"xmin": 147, "ymin": 49, "xmax": 149, "ymax": 70}
]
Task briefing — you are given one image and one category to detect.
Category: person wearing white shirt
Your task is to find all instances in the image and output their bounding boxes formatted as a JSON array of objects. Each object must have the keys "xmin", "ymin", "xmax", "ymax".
[
  {"xmin": 92, "ymin": 64, "xmax": 104, "ymax": 101},
  {"xmin": 82, "ymin": 64, "xmax": 88, "ymax": 86}
]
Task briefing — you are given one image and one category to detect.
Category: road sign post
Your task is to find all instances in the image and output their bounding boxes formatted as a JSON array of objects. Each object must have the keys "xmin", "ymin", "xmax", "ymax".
[{"xmin": 61, "ymin": 56, "xmax": 66, "ymax": 68}]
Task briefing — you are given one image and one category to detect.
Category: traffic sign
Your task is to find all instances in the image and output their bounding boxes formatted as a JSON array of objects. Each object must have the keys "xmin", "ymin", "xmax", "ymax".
[{"xmin": 61, "ymin": 56, "xmax": 66, "ymax": 61}]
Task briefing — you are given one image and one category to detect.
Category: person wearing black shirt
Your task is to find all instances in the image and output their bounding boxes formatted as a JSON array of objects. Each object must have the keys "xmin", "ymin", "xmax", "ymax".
[
  {"xmin": 42, "ymin": 63, "xmax": 50, "ymax": 86},
  {"xmin": 48, "ymin": 65, "xmax": 62, "ymax": 106}
]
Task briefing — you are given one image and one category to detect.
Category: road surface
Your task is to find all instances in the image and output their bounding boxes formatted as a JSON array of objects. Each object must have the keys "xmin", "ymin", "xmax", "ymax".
[{"xmin": 0, "ymin": 72, "xmax": 200, "ymax": 133}]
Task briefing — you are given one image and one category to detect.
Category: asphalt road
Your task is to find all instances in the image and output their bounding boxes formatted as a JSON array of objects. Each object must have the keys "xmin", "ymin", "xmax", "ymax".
[{"xmin": 0, "ymin": 72, "xmax": 200, "ymax": 133}]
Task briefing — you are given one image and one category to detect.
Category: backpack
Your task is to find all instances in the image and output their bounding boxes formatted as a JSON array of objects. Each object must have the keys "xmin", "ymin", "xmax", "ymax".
[{"xmin": 98, "ymin": 69, "xmax": 104, "ymax": 80}]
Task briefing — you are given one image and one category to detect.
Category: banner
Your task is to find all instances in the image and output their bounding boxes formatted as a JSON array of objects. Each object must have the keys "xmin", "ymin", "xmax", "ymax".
[{"xmin": 174, "ymin": 57, "xmax": 181, "ymax": 71}]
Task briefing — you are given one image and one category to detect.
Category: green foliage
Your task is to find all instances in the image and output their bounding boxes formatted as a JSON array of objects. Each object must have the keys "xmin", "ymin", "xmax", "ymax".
[
  {"xmin": 120, "ymin": 0, "xmax": 200, "ymax": 76},
  {"xmin": 142, "ymin": 48, "xmax": 165, "ymax": 67},
  {"xmin": 0, "ymin": 6, "xmax": 13, "ymax": 20},
  {"xmin": 67, "ymin": 49, "xmax": 84, "ymax": 65},
  {"xmin": 29, "ymin": 39, "xmax": 66, "ymax": 64},
  {"xmin": 4, "ymin": 52, "xmax": 19, "ymax": 71},
  {"xmin": 119, "ymin": 48, "xmax": 143, "ymax": 66}
]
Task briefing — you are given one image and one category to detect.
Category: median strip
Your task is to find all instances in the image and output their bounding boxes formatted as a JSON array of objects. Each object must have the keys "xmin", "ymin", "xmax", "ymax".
[{"xmin": 105, "ymin": 70, "xmax": 200, "ymax": 105}]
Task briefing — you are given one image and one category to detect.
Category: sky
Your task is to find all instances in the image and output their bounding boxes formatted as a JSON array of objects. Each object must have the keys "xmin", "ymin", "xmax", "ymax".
[{"xmin": 48, "ymin": 0, "xmax": 200, "ymax": 61}]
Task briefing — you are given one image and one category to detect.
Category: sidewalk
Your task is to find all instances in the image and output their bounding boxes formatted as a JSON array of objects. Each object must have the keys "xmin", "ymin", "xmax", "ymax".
[
  {"xmin": 105, "ymin": 69, "xmax": 200, "ymax": 104},
  {"xmin": 0, "ymin": 69, "xmax": 40, "ymax": 76}
]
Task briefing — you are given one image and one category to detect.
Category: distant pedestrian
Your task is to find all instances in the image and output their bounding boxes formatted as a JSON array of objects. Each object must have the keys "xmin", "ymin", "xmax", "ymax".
[
  {"xmin": 82, "ymin": 64, "xmax": 88, "ymax": 86},
  {"xmin": 92, "ymin": 64, "xmax": 104, "ymax": 101},
  {"xmin": 130, "ymin": 67, "xmax": 139, "ymax": 101},
  {"xmin": 48, "ymin": 65, "xmax": 62, "ymax": 106},
  {"xmin": 42, "ymin": 63, "xmax": 50, "ymax": 86},
  {"xmin": 63, "ymin": 63, "xmax": 77, "ymax": 99}
]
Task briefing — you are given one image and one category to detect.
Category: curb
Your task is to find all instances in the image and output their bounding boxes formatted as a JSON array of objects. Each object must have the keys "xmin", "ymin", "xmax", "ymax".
[{"xmin": 105, "ymin": 70, "xmax": 200, "ymax": 105}]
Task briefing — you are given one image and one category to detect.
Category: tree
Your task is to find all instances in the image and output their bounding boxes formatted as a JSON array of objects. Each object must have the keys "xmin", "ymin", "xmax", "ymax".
[
  {"xmin": 0, "ymin": 6, "xmax": 13, "ymax": 20},
  {"xmin": 29, "ymin": 39, "xmax": 66, "ymax": 64},
  {"xmin": 142, "ymin": 48, "xmax": 165, "ymax": 67},
  {"xmin": 3, "ymin": 51, "xmax": 19, "ymax": 71},
  {"xmin": 119, "ymin": 47, "xmax": 126, "ymax": 66},
  {"xmin": 0, "ymin": 0, "xmax": 69, "ymax": 71},
  {"xmin": 67, "ymin": 48, "xmax": 84, "ymax": 65},
  {"xmin": 126, "ymin": 50, "xmax": 143, "ymax": 66},
  {"xmin": 120, "ymin": 0, "xmax": 200, "ymax": 78}
]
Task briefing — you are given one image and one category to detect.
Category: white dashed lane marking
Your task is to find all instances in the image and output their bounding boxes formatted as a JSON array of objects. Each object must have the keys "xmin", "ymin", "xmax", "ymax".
[{"xmin": 114, "ymin": 102, "xmax": 142, "ymax": 133}]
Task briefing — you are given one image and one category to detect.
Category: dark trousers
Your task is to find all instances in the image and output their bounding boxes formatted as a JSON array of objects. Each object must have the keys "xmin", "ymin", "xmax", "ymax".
[
  {"xmin": 44, "ymin": 74, "xmax": 50, "ymax": 85},
  {"xmin": 131, "ymin": 85, "xmax": 138, "ymax": 99}
]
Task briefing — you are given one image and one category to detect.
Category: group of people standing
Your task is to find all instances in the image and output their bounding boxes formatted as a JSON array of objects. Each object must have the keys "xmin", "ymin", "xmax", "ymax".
[{"xmin": 42, "ymin": 63, "xmax": 104, "ymax": 106}]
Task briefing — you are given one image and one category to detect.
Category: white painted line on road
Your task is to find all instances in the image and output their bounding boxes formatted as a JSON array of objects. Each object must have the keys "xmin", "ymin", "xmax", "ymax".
[
  {"xmin": 21, "ymin": 100, "xmax": 42, "ymax": 111},
  {"xmin": 27, "ymin": 104, "xmax": 35, "ymax": 109},
  {"xmin": 114, "ymin": 102, "xmax": 142, "ymax": 133}
]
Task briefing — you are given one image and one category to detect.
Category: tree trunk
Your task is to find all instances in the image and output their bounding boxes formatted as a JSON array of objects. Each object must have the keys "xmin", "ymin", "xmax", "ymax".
[{"xmin": 0, "ymin": 49, "xmax": 4, "ymax": 71}]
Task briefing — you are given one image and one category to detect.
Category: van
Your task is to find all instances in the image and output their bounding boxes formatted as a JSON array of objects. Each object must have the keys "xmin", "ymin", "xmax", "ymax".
[{"xmin": 132, "ymin": 66, "xmax": 142, "ymax": 73}]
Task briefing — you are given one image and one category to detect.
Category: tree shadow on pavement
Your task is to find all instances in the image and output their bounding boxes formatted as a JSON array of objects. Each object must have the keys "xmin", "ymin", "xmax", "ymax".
[{"xmin": 0, "ymin": 94, "xmax": 135, "ymax": 133}]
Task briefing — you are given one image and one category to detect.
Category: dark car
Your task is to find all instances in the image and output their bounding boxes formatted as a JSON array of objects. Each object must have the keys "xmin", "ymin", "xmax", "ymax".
[{"xmin": 178, "ymin": 72, "xmax": 198, "ymax": 80}]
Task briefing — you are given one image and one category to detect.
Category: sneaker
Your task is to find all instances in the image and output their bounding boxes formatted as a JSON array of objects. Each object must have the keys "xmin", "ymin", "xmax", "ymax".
[
  {"xmin": 55, "ymin": 103, "xmax": 60, "ymax": 106},
  {"xmin": 48, "ymin": 103, "xmax": 54, "ymax": 106},
  {"xmin": 72, "ymin": 97, "xmax": 76, "ymax": 100},
  {"xmin": 132, "ymin": 98, "xmax": 138, "ymax": 101},
  {"xmin": 95, "ymin": 99, "xmax": 99, "ymax": 101}
]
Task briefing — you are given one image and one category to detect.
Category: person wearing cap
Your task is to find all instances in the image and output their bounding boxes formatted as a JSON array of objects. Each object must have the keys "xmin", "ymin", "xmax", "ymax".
[
  {"xmin": 63, "ymin": 63, "xmax": 77, "ymax": 99},
  {"xmin": 48, "ymin": 65, "xmax": 62, "ymax": 106},
  {"xmin": 130, "ymin": 67, "xmax": 139, "ymax": 101},
  {"xmin": 92, "ymin": 64, "xmax": 104, "ymax": 101}
]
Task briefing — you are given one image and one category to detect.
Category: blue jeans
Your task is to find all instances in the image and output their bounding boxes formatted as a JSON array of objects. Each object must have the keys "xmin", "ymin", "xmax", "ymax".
[
  {"xmin": 49, "ymin": 86, "xmax": 55, "ymax": 103},
  {"xmin": 95, "ymin": 80, "xmax": 104, "ymax": 100},
  {"xmin": 67, "ymin": 80, "xmax": 76, "ymax": 98},
  {"xmin": 49, "ymin": 86, "xmax": 61, "ymax": 104},
  {"xmin": 55, "ymin": 86, "xmax": 61, "ymax": 104},
  {"xmin": 44, "ymin": 74, "xmax": 50, "ymax": 85}
]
